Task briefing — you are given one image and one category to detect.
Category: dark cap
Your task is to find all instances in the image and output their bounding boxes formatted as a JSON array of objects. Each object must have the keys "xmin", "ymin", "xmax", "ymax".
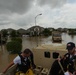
[{"xmin": 66, "ymin": 42, "xmax": 75, "ymax": 50}]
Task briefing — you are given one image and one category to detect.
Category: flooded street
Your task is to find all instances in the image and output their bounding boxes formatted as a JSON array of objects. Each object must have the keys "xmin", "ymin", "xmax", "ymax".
[{"xmin": 0, "ymin": 33, "xmax": 76, "ymax": 72}]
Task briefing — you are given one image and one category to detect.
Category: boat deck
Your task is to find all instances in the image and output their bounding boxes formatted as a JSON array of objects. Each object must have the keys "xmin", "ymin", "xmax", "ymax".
[{"xmin": 0, "ymin": 65, "xmax": 50, "ymax": 75}]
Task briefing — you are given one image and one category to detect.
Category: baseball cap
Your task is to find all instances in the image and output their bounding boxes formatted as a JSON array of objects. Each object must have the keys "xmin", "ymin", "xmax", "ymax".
[{"xmin": 66, "ymin": 42, "xmax": 75, "ymax": 50}]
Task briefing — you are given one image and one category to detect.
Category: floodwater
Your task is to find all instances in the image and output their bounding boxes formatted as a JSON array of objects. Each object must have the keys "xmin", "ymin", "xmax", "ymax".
[{"xmin": 0, "ymin": 33, "xmax": 76, "ymax": 72}]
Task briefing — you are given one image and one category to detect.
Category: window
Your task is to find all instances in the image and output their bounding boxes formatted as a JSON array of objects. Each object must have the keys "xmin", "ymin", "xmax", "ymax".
[
  {"xmin": 44, "ymin": 52, "xmax": 50, "ymax": 58},
  {"xmin": 53, "ymin": 52, "xmax": 59, "ymax": 59}
]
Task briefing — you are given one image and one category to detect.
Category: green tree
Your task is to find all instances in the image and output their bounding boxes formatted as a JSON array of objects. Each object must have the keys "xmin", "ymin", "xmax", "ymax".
[
  {"xmin": 42, "ymin": 28, "xmax": 52, "ymax": 36},
  {"xmin": 16, "ymin": 31, "xmax": 21, "ymax": 37},
  {"xmin": 0, "ymin": 30, "xmax": 8, "ymax": 43},
  {"xmin": 1, "ymin": 30, "xmax": 8, "ymax": 38},
  {"xmin": 68, "ymin": 29, "xmax": 76, "ymax": 35},
  {"xmin": 10, "ymin": 30, "xmax": 17, "ymax": 37}
]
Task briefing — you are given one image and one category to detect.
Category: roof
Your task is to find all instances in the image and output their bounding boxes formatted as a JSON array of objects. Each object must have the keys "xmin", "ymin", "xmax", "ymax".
[{"xmin": 33, "ymin": 43, "xmax": 67, "ymax": 51}]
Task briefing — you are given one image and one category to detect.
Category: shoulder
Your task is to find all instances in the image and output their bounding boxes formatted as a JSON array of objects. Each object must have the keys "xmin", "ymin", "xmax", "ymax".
[
  {"xmin": 64, "ymin": 71, "xmax": 69, "ymax": 75},
  {"xmin": 14, "ymin": 56, "xmax": 21, "ymax": 60},
  {"xmin": 13, "ymin": 56, "xmax": 21, "ymax": 64},
  {"xmin": 64, "ymin": 53, "xmax": 70, "ymax": 57}
]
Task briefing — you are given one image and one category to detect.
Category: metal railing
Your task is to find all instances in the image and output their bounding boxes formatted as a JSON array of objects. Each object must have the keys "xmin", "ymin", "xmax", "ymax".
[
  {"xmin": 0, "ymin": 65, "xmax": 17, "ymax": 75},
  {"xmin": 0, "ymin": 65, "xmax": 50, "ymax": 75}
]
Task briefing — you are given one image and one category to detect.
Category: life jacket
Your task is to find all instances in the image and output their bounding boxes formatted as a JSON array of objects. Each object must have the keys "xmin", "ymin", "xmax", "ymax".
[
  {"xmin": 49, "ymin": 53, "xmax": 76, "ymax": 75},
  {"xmin": 16, "ymin": 55, "xmax": 31, "ymax": 73},
  {"xmin": 49, "ymin": 60, "xmax": 64, "ymax": 75},
  {"xmin": 62, "ymin": 53, "xmax": 75, "ymax": 73}
]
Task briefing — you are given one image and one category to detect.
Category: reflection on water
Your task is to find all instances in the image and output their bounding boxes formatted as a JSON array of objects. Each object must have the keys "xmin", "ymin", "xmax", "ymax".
[
  {"xmin": 62, "ymin": 33, "xmax": 76, "ymax": 44},
  {"xmin": 0, "ymin": 33, "xmax": 76, "ymax": 72}
]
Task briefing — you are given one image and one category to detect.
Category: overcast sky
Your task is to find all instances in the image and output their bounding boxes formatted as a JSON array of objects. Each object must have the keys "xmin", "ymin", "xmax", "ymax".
[{"xmin": 0, "ymin": 0, "xmax": 76, "ymax": 30}]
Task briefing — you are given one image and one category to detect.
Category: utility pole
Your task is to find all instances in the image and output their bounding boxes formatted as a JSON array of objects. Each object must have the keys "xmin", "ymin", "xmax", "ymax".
[{"xmin": 35, "ymin": 13, "xmax": 42, "ymax": 47}]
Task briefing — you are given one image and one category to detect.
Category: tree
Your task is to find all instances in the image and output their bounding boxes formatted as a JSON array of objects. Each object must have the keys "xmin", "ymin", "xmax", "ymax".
[
  {"xmin": 68, "ymin": 29, "xmax": 76, "ymax": 35},
  {"xmin": 0, "ymin": 30, "xmax": 7, "ymax": 44},
  {"xmin": 16, "ymin": 31, "xmax": 21, "ymax": 37},
  {"xmin": 10, "ymin": 30, "xmax": 17, "ymax": 37},
  {"xmin": 1, "ymin": 30, "xmax": 8, "ymax": 38},
  {"xmin": 42, "ymin": 28, "xmax": 52, "ymax": 36}
]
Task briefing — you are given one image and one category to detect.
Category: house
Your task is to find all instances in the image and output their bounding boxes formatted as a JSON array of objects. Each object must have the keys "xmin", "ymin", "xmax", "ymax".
[
  {"xmin": 7, "ymin": 28, "xmax": 15, "ymax": 35},
  {"xmin": 17, "ymin": 28, "xmax": 26, "ymax": 36},
  {"xmin": 27, "ymin": 26, "xmax": 44, "ymax": 36}
]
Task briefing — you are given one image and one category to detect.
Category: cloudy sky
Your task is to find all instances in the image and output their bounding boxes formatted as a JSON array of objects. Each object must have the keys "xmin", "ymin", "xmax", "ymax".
[{"xmin": 0, "ymin": 0, "xmax": 76, "ymax": 30}]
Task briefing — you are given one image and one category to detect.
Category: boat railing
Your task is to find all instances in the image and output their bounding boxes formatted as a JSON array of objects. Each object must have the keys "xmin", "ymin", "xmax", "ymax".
[
  {"xmin": 0, "ymin": 65, "xmax": 50, "ymax": 75},
  {"xmin": 0, "ymin": 65, "xmax": 17, "ymax": 75}
]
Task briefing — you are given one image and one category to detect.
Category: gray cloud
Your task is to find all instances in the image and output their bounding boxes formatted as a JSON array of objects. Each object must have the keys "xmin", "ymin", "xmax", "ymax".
[
  {"xmin": 0, "ymin": 0, "xmax": 34, "ymax": 14},
  {"xmin": 10, "ymin": 12, "xmax": 36, "ymax": 27},
  {"xmin": 37, "ymin": 0, "xmax": 67, "ymax": 8},
  {"xmin": 0, "ymin": 15, "xmax": 10, "ymax": 21},
  {"xmin": 0, "ymin": 15, "xmax": 11, "ymax": 25},
  {"xmin": 0, "ymin": 0, "xmax": 76, "ymax": 30},
  {"xmin": 0, "ymin": 21, "xmax": 11, "ymax": 25}
]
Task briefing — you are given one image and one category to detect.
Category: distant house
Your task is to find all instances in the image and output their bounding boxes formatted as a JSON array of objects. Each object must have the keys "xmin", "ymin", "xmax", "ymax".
[
  {"xmin": 17, "ymin": 28, "xmax": 26, "ymax": 35},
  {"xmin": 57, "ymin": 28, "xmax": 63, "ymax": 32},
  {"xmin": 27, "ymin": 26, "xmax": 44, "ymax": 36},
  {"xmin": 62, "ymin": 28, "xmax": 68, "ymax": 32},
  {"xmin": 7, "ymin": 28, "xmax": 15, "ymax": 35},
  {"xmin": 57, "ymin": 28, "xmax": 68, "ymax": 32},
  {"xmin": 47, "ymin": 28, "xmax": 54, "ymax": 32}
]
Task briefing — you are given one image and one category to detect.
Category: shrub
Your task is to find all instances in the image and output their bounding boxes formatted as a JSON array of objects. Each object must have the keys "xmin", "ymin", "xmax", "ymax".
[{"xmin": 6, "ymin": 41, "xmax": 22, "ymax": 54}]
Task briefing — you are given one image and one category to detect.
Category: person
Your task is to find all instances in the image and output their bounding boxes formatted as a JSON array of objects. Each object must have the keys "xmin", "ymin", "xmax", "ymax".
[
  {"xmin": 3, "ymin": 48, "xmax": 36, "ymax": 75},
  {"xmin": 73, "ymin": 59, "xmax": 76, "ymax": 75},
  {"xmin": 49, "ymin": 42, "xmax": 76, "ymax": 75}
]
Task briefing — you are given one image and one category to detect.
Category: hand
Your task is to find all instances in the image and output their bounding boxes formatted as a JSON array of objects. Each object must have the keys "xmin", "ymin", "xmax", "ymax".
[
  {"xmin": 73, "ymin": 71, "xmax": 76, "ymax": 75},
  {"xmin": 32, "ymin": 64, "xmax": 36, "ymax": 69},
  {"xmin": 31, "ymin": 64, "xmax": 36, "ymax": 69},
  {"xmin": 56, "ymin": 58, "xmax": 61, "ymax": 61},
  {"xmin": 2, "ymin": 69, "xmax": 7, "ymax": 74}
]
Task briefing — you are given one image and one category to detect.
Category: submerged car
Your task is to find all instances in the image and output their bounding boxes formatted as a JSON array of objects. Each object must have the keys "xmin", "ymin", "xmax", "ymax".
[{"xmin": 52, "ymin": 31, "xmax": 62, "ymax": 42}]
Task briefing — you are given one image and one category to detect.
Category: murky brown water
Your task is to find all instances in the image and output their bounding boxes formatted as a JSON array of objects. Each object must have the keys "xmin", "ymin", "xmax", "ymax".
[{"xmin": 0, "ymin": 33, "xmax": 76, "ymax": 72}]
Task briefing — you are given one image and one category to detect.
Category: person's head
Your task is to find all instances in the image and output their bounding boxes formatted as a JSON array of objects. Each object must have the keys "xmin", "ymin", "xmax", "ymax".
[
  {"xmin": 22, "ymin": 48, "xmax": 31, "ymax": 57},
  {"xmin": 66, "ymin": 42, "xmax": 75, "ymax": 55}
]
